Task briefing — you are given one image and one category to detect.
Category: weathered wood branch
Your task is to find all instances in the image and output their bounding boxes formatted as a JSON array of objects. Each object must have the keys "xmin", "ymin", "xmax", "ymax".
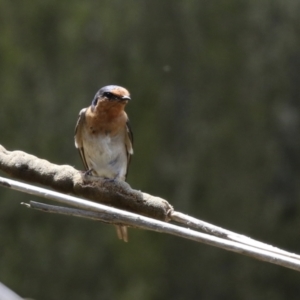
[
  {"xmin": 20, "ymin": 200, "xmax": 300, "ymax": 272},
  {"xmin": 0, "ymin": 145, "xmax": 172, "ymax": 222},
  {"xmin": 171, "ymin": 211, "xmax": 300, "ymax": 260},
  {"xmin": 1, "ymin": 144, "xmax": 300, "ymax": 272}
]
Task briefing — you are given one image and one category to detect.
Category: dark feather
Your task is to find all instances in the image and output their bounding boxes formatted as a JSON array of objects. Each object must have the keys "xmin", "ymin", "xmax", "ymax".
[
  {"xmin": 74, "ymin": 108, "xmax": 89, "ymax": 170},
  {"xmin": 125, "ymin": 119, "xmax": 134, "ymax": 179}
]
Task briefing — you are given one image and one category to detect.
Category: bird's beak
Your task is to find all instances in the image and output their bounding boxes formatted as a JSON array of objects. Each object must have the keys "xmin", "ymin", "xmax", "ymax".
[{"xmin": 121, "ymin": 95, "xmax": 131, "ymax": 101}]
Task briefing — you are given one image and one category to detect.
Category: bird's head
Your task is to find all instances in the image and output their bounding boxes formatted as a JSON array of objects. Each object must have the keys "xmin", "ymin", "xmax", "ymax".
[{"xmin": 91, "ymin": 85, "xmax": 131, "ymax": 109}]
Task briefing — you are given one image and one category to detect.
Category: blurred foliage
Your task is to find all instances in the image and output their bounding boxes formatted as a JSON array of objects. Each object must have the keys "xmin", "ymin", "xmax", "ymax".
[{"xmin": 1, "ymin": 0, "xmax": 300, "ymax": 299}]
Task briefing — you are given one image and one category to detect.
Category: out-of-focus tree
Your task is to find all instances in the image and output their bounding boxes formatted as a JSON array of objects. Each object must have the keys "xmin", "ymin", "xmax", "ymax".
[{"xmin": 1, "ymin": 0, "xmax": 300, "ymax": 299}]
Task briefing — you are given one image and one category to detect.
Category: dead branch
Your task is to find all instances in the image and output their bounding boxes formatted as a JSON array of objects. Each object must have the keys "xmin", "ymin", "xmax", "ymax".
[
  {"xmin": 20, "ymin": 200, "xmax": 300, "ymax": 272},
  {"xmin": 171, "ymin": 211, "xmax": 300, "ymax": 260},
  {"xmin": 0, "ymin": 145, "xmax": 172, "ymax": 222},
  {"xmin": 1, "ymin": 144, "xmax": 300, "ymax": 272}
]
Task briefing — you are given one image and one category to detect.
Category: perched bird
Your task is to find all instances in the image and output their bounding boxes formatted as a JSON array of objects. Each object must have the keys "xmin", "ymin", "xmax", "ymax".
[{"xmin": 74, "ymin": 85, "xmax": 133, "ymax": 242}]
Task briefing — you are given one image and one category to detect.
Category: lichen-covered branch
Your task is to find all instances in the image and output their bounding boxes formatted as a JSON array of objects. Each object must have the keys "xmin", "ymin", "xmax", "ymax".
[
  {"xmin": 1, "ymin": 144, "xmax": 300, "ymax": 272},
  {"xmin": 0, "ymin": 145, "xmax": 172, "ymax": 221}
]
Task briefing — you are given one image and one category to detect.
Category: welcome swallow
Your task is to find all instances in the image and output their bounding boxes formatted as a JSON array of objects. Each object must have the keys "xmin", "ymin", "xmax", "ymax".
[{"xmin": 75, "ymin": 85, "xmax": 133, "ymax": 242}]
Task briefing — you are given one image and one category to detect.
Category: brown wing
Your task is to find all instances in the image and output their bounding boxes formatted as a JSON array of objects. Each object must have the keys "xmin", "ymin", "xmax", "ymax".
[
  {"xmin": 74, "ymin": 108, "xmax": 89, "ymax": 170},
  {"xmin": 124, "ymin": 119, "xmax": 133, "ymax": 179}
]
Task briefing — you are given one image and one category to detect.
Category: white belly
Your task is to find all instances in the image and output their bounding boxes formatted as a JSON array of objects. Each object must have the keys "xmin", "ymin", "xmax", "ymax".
[{"xmin": 83, "ymin": 131, "xmax": 127, "ymax": 180}]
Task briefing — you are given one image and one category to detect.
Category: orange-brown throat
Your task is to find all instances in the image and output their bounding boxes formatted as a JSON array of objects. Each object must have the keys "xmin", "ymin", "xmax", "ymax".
[
  {"xmin": 95, "ymin": 100, "xmax": 127, "ymax": 119},
  {"xmin": 86, "ymin": 101, "xmax": 128, "ymax": 135}
]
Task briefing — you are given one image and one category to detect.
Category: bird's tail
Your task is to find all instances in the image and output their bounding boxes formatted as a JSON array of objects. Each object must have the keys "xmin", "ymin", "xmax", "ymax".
[{"xmin": 115, "ymin": 225, "xmax": 128, "ymax": 242}]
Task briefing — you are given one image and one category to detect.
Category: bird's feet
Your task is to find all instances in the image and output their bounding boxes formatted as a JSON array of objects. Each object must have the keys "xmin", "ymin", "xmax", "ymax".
[
  {"xmin": 103, "ymin": 177, "xmax": 116, "ymax": 183},
  {"xmin": 83, "ymin": 168, "xmax": 94, "ymax": 176}
]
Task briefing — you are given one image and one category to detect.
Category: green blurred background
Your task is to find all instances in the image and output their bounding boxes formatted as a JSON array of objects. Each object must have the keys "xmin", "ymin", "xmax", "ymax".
[{"xmin": 1, "ymin": 0, "xmax": 300, "ymax": 299}]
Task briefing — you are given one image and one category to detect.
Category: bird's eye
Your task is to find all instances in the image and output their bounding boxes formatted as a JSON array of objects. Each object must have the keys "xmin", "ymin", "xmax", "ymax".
[{"xmin": 103, "ymin": 92, "xmax": 114, "ymax": 99}]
